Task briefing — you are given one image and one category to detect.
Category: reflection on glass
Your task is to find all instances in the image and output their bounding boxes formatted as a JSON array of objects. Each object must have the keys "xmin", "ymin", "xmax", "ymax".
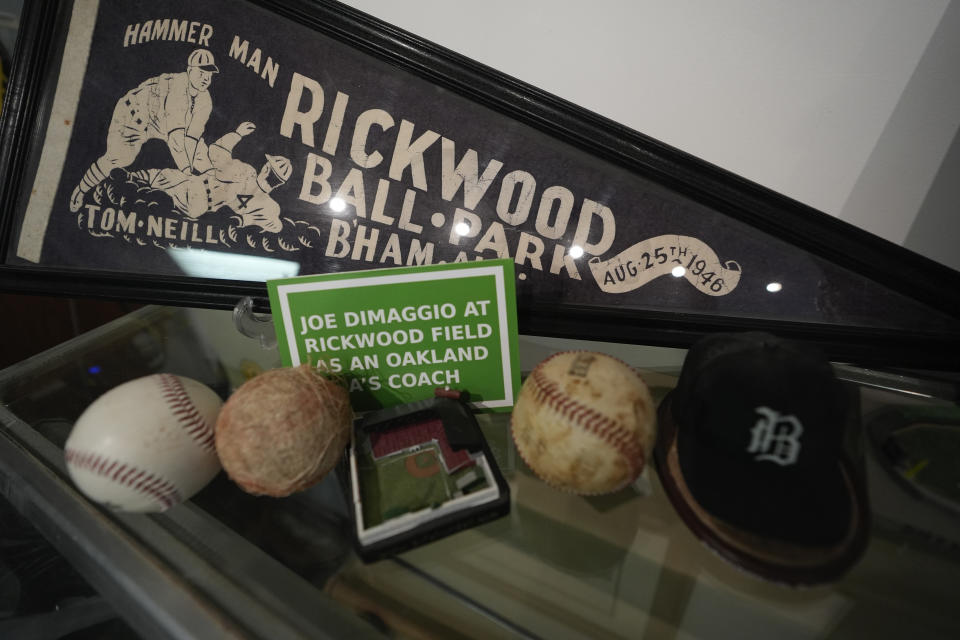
[
  {"xmin": 169, "ymin": 248, "xmax": 300, "ymax": 281},
  {"xmin": 329, "ymin": 197, "xmax": 347, "ymax": 213}
]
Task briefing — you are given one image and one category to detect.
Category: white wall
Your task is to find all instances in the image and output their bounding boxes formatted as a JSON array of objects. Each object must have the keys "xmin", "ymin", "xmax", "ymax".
[{"xmin": 339, "ymin": 0, "xmax": 960, "ymax": 270}]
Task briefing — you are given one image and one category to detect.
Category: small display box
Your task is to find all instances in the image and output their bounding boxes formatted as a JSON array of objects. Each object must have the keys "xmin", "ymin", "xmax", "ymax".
[{"xmin": 344, "ymin": 392, "xmax": 510, "ymax": 562}]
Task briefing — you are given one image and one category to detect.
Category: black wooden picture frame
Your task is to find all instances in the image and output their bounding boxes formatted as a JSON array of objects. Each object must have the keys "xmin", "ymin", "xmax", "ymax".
[{"xmin": 1, "ymin": 0, "xmax": 958, "ymax": 368}]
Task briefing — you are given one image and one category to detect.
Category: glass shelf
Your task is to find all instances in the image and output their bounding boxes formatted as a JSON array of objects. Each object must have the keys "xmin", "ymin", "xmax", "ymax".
[{"xmin": 0, "ymin": 305, "xmax": 958, "ymax": 639}]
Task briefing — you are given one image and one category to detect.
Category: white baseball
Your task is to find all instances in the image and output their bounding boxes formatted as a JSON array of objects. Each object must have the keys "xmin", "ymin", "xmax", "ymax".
[
  {"xmin": 65, "ymin": 374, "xmax": 223, "ymax": 512},
  {"xmin": 511, "ymin": 351, "xmax": 657, "ymax": 495}
]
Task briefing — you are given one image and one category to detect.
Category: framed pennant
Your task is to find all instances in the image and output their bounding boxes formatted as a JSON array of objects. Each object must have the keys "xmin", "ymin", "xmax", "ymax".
[{"xmin": 2, "ymin": 0, "xmax": 958, "ymax": 366}]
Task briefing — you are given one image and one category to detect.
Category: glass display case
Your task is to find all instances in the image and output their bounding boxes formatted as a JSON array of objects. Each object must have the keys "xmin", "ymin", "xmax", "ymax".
[
  {"xmin": 1, "ymin": 304, "xmax": 958, "ymax": 639},
  {"xmin": 2, "ymin": 1, "xmax": 959, "ymax": 638}
]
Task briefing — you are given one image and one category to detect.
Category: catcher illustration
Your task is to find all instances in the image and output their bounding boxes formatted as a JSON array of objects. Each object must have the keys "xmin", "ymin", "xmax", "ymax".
[{"xmin": 127, "ymin": 121, "xmax": 292, "ymax": 233}]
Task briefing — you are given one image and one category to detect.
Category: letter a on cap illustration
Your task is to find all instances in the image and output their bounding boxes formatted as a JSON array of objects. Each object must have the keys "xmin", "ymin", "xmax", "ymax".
[{"xmin": 187, "ymin": 48, "xmax": 220, "ymax": 72}]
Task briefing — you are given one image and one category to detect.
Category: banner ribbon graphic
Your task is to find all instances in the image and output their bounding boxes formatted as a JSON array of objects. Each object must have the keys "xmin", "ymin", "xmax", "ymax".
[{"xmin": 589, "ymin": 235, "xmax": 741, "ymax": 296}]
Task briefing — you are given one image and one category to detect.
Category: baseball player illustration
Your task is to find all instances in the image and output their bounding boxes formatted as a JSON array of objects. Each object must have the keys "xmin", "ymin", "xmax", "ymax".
[
  {"xmin": 129, "ymin": 121, "xmax": 292, "ymax": 233},
  {"xmin": 69, "ymin": 49, "xmax": 219, "ymax": 213}
]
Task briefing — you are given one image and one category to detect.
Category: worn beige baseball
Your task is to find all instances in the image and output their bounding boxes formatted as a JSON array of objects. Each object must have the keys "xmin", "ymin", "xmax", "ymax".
[
  {"xmin": 65, "ymin": 374, "xmax": 223, "ymax": 512},
  {"xmin": 214, "ymin": 364, "xmax": 353, "ymax": 497},
  {"xmin": 511, "ymin": 351, "xmax": 656, "ymax": 495}
]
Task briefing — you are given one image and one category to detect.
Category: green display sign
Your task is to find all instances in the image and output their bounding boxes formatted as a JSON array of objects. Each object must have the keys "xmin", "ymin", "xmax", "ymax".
[{"xmin": 268, "ymin": 260, "xmax": 520, "ymax": 412}]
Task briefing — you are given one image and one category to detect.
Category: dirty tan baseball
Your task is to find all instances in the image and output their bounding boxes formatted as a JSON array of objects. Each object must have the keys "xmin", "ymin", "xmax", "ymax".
[
  {"xmin": 215, "ymin": 364, "xmax": 353, "ymax": 497},
  {"xmin": 511, "ymin": 351, "xmax": 656, "ymax": 495}
]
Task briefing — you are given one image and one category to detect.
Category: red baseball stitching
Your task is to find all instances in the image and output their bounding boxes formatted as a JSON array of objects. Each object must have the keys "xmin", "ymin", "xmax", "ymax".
[
  {"xmin": 527, "ymin": 352, "xmax": 645, "ymax": 483},
  {"xmin": 65, "ymin": 448, "xmax": 182, "ymax": 510},
  {"xmin": 156, "ymin": 374, "xmax": 216, "ymax": 453}
]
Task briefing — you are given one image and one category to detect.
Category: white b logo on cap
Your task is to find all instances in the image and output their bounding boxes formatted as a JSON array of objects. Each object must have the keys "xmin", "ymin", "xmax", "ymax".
[{"xmin": 747, "ymin": 406, "xmax": 803, "ymax": 466}]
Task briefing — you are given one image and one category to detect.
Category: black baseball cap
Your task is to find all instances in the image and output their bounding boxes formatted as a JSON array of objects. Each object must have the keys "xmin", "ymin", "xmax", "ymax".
[{"xmin": 655, "ymin": 332, "xmax": 870, "ymax": 585}]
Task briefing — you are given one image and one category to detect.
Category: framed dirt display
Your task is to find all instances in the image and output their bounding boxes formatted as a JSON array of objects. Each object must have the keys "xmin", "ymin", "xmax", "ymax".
[{"xmin": 1, "ymin": 0, "xmax": 958, "ymax": 366}]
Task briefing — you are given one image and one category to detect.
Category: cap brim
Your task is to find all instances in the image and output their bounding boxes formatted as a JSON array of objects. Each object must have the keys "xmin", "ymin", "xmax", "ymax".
[{"xmin": 654, "ymin": 391, "xmax": 870, "ymax": 586}]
